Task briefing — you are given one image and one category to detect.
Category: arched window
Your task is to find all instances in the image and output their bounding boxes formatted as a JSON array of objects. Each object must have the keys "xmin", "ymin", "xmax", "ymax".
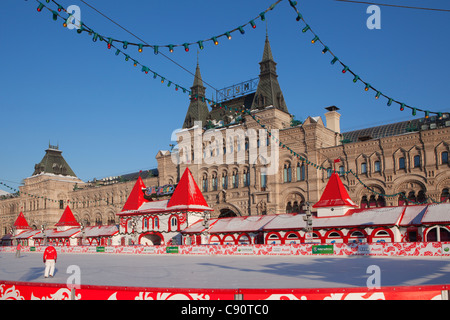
[
  {"xmin": 398, "ymin": 193, "xmax": 407, "ymax": 206},
  {"xmin": 377, "ymin": 196, "xmax": 386, "ymax": 207},
  {"xmin": 153, "ymin": 217, "xmax": 159, "ymax": 229},
  {"xmin": 413, "ymin": 155, "xmax": 421, "ymax": 168},
  {"xmin": 360, "ymin": 195, "xmax": 369, "ymax": 209},
  {"xmin": 283, "ymin": 163, "xmax": 291, "ymax": 183},
  {"xmin": 361, "ymin": 163, "xmax": 367, "ymax": 174},
  {"xmin": 222, "ymin": 172, "xmax": 228, "ymax": 190},
  {"xmin": 408, "ymin": 191, "xmax": 416, "ymax": 204},
  {"xmin": 374, "ymin": 161, "xmax": 381, "ymax": 172},
  {"xmin": 292, "ymin": 201, "xmax": 300, "ymax": 213},
  {"xmin": 260, "ymin": 171, "xmax": 267, "ymax": 190},
  {"xmin": 232, "ymin": 170, "xmax": 239, "ymax": 188},
  {"xmin": 202, "ymin": 174, "xmax": 208, "ymax": 192},
  {"xmin": 426, "ymin": 226, "xmax": 450, "ymax": 242},
  {"xmin": 286, "ymin": 201, "xmax": 293, "ymax": 213},
  {"xmin": 442, "ymin": 151, "xmax": 449, "ymax": 164},
  {"xmin": 243, "ymin": 169, "xmax": 250, "ymax": 187},
  {"xmin": 399, "ymin": 157, "xmax": 406, "ymax": 169},
  {"xmin": 369, "ymin": 195, "xmax": 377, "ymax": 207},
  {"xmin": 417, "ymin": 190, "xmax": 427, "ymax": 203},
  {"xmin": 297, "ymin": 162, "xmax": 306, "ymax": 181},
  {"xmin": 441, "ymin": 188, "xmax": 450, "ymax": 202},
  {"xmin": 212, "ymin": 173, "xmax": 218, "ymax": 191}
]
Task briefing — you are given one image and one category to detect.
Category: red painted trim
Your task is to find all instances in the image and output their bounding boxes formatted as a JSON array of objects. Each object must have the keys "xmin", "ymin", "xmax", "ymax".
[
  {"xmin": 1, "ymin": 280, "xmax": 448, "ymax": 296},
  {"xmin": 237, "ymin": 233, "xmax": 252, "ymax": 244},
  {"xmin": 368, "ymin": 227, "xmax": 395, "ymax": 243}
]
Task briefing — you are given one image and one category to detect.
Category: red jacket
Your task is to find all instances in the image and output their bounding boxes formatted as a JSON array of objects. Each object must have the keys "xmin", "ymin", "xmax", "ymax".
[{"xmin": 43, "ymin": 246, "xmax": 57, "ymax": 262}]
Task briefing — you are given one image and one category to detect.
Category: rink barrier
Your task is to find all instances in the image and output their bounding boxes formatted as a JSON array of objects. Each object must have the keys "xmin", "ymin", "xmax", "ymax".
[
  {"xmin": 0, "ymin": 280, "xmax": 449, "ymax": 300},
  {"xmin": 2, "ymin": 241, "xmax": 450, "ymax": 256}
]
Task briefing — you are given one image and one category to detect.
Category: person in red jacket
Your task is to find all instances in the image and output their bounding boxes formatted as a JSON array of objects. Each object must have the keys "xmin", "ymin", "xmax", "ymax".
[{"xmin": 43, "ymin": 246, "xmax": 57, "ymax": 278}]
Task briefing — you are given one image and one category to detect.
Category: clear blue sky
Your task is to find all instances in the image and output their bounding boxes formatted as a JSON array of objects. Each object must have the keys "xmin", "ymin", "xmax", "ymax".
[{"xmin": 1, "ymin": 0, "xmax": 449, "ymax": 192}]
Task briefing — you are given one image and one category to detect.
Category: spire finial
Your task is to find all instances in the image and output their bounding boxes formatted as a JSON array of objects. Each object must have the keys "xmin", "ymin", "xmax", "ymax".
[{"xmin": 265, "ymin": 19, "xmax": 269, "ymax": 38}]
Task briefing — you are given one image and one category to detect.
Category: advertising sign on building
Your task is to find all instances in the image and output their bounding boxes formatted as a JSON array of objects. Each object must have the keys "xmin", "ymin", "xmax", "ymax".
[{"xmin": 312, "ymin": 244, "xmax": 334, "ymax": 254}]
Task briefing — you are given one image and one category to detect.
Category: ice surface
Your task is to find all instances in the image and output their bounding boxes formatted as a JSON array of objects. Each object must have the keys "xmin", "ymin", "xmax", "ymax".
[{"xmin": 1, "ymin": 252, "xmax": 450, "ymax": 289}]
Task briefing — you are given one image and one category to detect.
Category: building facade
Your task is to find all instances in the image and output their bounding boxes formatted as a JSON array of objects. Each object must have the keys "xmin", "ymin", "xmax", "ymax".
[{"xmin": 1, "ymin": 36, "xmax": 449, "ymax": 237}]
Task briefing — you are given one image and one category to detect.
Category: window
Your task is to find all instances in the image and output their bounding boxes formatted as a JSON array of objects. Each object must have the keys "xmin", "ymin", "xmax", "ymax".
[
  {"xmin": 59, "ymin": 200, "xmax": 64, "ymax": 209},
  {"xmin": 243, "ymin": 169, "xmax": 250, "ymax": 187},
  {"xmin": 212, "ymin": 173, "xmax": 218, "ymax": 191},
  {"xmin": 202, "ymin": 175, "xmax": 208, "ymax": 192},
  {"xmin": 374, "ymin": 161, "xmax": 381, "ymax": 172},
  {"xmin": 232, "ymin": 171, "xmax": 239, "ymax": 188},
  {"xmin": 296, "ymin": 162, "xmax": 306, "ymax": 181},
  {"xmin": 260, "ymin": 172, "xmax": 267, "ymax": 189},
  {"xmin": 283, "ymin": 163, "xmax": 291, "ymax": 183},
  {"xmin": 441, "ymin": 188, "xmax": 450, "ymax": 202},
  {"xmin": 414, "ymin": 155, "xmax": 421, "ymax": 168},
  {"xmin": 361, "ymin": 163, "xmax": 367, "ymax": 174},
  {"xmin": 442, "ymin": 152, "xmax": 449, "ymax": 164},
  {"xmin": 222, "ymin": 172, "xmax": 228, "ymax": 190},
  {"xmin": 286, "ymin": 202, "xmax": 293, "ymax": 213},
  {"xmin": 327, "ymin": 168, "xmax": 332, "ymax": 178},
  {"xmin": 399, "ymin": 157, "xmax": 406, "ymax": 169},
  {"xmin": 339, "ymin": 166, "xmax": 345, "ymax": 176}
]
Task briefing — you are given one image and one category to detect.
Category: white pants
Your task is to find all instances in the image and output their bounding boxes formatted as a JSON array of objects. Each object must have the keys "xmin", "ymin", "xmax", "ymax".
[{"xmin": 44, "ymin": 259, "xmax": 56, "ymax": 277}]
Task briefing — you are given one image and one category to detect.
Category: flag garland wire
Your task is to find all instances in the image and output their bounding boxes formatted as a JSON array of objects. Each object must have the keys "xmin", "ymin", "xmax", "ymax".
[
  {"xmin": 287, "ymin": 0, "xmax": 448, "ymax": 119},
  {"xmin": 43, "ymin": 0, "xmax": 282, "ymax": 54}
]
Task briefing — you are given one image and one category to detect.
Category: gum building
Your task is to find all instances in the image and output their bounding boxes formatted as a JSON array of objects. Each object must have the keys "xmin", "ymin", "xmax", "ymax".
[{"xmin": 1, "ymin": 36, "xmax": 449, "ymax": 237}]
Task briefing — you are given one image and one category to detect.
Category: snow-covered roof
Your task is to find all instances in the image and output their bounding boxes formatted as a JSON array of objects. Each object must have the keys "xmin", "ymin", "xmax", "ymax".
[
  {"xmin": 33, "ymin": 227, "xmax": 81, "ymax": 238},
  {"xmin": 14, "ymin": 230, "xmax": 40, "ymax": 239},
  {"xmin": 183, "ymin": 215, "xmax": 277, "ymax": 234},
  {"xmin": 209, "ymin": 215, "xmax": 276, "ymax": 233},
  {"xmin": 75, "ymin": 225, "xmax": 118, "ymax": 238},
  {"xmin": 421, "ymin": 203, "xmax": 450, "ymax": 224},
  {"xmin": 399, "ymin": 205, "xmax": 428, "ymax": 226},
  {"xmin": 311, "ymin": 207, "xmax": 405, "ymax": 228}
]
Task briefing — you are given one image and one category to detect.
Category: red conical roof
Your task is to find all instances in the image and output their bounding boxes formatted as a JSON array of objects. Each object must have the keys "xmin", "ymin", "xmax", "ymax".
[
  {"xmin": 55, "ymin": 205, "xmax": 80, "ymax": 227},
  {"xmin": 13, "ymin": 212, "xmax": 31, "ymax": 230},
  {"xmin": 167, "ymin": 168, "xmax": 211, "ymax": 211},
  {"xmin": 121, "ymin": 176, "xmax": 149, "ymax": 212},
  {"xmin": 313, "ymin": 173, "xmax": 357, "ymax": 208}
]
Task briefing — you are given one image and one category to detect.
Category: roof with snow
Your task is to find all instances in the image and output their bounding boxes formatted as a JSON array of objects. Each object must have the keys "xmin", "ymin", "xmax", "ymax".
[
  {"xmin": 75, "ymin": 225, "xmax": 118, "ymax": 238},
  {"xmin": 183, "ymin": 215, "xmax": 277, "ymax": 234},
  {"xmin": 421, "ymin": 203, "xmax": 450, "ymax": 224},
  {"xmin": 14, "ymin": 229, "xmax": 40, "ymax": 239},
  {"xmin": 183, "ymin": 204, "xmax": 445, "ymax": 234},
  {"xmin": 313, "ymin": 173, "xmax": 357, "ymax": 208},
  {"xmin": 33, "ymin": 227, "xmax": 81, "ymax": 239},
  {"xmin": 13, "ymin": 212, "xmax": 32, "ymax": 230},
  {"xmin": 55, "ymin": 206, "xmax": 80, "ymax": 227}
]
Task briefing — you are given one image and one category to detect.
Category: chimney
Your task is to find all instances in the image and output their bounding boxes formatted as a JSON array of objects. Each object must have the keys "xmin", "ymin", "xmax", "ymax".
[{"xmin": 324, "ymin": 106, "xmax": 341, "ymax": 134}]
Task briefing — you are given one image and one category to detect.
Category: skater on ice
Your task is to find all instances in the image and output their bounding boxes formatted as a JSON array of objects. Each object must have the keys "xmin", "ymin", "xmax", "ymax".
[{"xmin": 43, "ymin": 246, "xmax": 57, "ymax": 278}]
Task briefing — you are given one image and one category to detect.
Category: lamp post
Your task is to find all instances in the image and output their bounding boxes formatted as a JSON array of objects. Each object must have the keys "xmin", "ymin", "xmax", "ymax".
[
  {"xmin": 201, "ymin": 211, "xmax": 210, "ymax": 245},
  {"xmin": 303, "ymin": 202, "xmax": 313, "ymax": 241}
]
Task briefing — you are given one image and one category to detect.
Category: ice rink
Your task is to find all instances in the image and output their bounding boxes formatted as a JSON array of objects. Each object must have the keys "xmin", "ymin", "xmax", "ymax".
[{"xmin": 1, "ymin": 252, "xmax": 450, "ymax": 289}]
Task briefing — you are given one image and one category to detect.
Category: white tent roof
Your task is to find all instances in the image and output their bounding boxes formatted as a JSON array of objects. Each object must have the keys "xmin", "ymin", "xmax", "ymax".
[{"xmin": 421, "ymin": 203, "xmax": 450, "ymax": 224}]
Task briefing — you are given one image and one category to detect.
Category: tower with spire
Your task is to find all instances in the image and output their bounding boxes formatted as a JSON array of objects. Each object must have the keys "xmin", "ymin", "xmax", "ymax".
[
  {"xmin": 182, "ymin": 62, "xmax": 209, "ymax": 129},
  {"xmin": 251, "ymin": 33, "xmax": 288, "ymax": 113}
]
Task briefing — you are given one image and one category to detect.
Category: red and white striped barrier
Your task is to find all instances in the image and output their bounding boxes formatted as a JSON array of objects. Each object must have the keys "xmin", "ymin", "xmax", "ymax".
[
  {"xmin": 2, "ymin": 241, "xmax": 450, "ymax": 256},
  {"xmin": 0, "ymin": 280, "xmax": 448, "ymax": 300}
]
